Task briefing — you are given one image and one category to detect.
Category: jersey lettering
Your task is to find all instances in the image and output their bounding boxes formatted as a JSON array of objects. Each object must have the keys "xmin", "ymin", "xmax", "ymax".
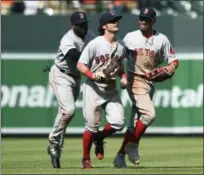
[
  {"xmin": 95, "ymin": 56, "xmax": 100, "ymax": 64},
  {"xmin": 100, "ymin": 55, "xmax": 105, "ymax": 63},
  {"xmin": 145, "ymin": 48, "xmax": 150, "ymax": 56},
  {"xmin": 138, "ymin": 48, "xmax": 144, "ymax": 56},
  {"xmin": 105, "ymin": 54, "xmax": 110, "ymax": 61},
  {"xmin": 149, "ymin": 50, "xmax": 155, "ymax": 58},
  {"xmin": 94, "ymin": 54, "xmax": 121, "ymax": 64},
  {"xmin": 135, "ymin": 48, "xmax": 156, "ymax": 58}
]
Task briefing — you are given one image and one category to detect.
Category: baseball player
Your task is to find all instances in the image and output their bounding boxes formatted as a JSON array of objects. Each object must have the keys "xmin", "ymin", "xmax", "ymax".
[
  {"xmin": 47, "ymin": 11, "xmax": 95, "ymax": 168},
  {"xmin": 113, "ymin": 8, "xmax": 179, "ymax": 168},
  {"xmin": 77, "ymin": 12, "xmax": 127, "ymax": 169}
]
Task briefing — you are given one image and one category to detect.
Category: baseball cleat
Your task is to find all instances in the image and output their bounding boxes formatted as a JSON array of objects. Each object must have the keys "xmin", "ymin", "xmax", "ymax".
[
  {"xmin": 47, "ymin": 145, "xmax": 61, "ymax": 168},
  {"xmin": 94, "ymin": 139, "xmax": 106, "ymax": 160},
  {"xmin": 81, "ymin": 158, "xmax": 92, "ymax": 169},
  {"xmin": 113, "ymin": 152, "xmax": 127, "ymax": 168},
  {"xmin": 124, "ymin": 143, "xmax": 140, "ymax": 165}
]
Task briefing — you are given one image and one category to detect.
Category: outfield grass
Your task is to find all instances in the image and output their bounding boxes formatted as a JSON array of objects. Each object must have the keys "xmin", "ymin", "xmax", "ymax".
[{"xmin": 1, "ymin": 137, "xmax": 203, "ymax": 174}]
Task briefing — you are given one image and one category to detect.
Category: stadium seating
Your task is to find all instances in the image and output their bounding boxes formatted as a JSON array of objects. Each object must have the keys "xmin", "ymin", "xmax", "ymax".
[{"xmin": 1, "ymin": 0, "xmax": 203, "ymax": 18}]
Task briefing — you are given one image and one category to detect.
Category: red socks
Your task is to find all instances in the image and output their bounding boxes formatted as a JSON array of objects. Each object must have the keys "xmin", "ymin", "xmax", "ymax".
[
  {"xmin": 118, "ymin": 129, "xmax": 136, "ymax": 154},
  {"xmin": 82, "ymin": 130, "xmax": 93, "ymax": 159},
  {"xmin": 83, "ymin": 123, "xmax": 117, "ymax": 159},
  {"xmin": 118, "ymin": 120, "xmax": 148, "ymax": 154},
  {"xmin": 134, "ymin": 120, "xmax": 147, "ymax": 142},
  {"xmin": 100, "ymin": 123, "xmax": 117, "ymax": 139}
]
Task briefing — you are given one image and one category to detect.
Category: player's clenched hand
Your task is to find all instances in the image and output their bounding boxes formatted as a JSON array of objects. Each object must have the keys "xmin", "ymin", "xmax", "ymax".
[
  {"xmin": 120, "ymin": 75, "xmax": 127, "ymax": 89},
  {"xmin": 93, "ymin": 70, "xmax": 106, "ymax": 81},
  {"xmin": 161, "ymin": 65, "xmax": 175, "ymax": 75},
  {"xmin": 84, "ymin": 69, "xmax": 106, "ymax": 81}
]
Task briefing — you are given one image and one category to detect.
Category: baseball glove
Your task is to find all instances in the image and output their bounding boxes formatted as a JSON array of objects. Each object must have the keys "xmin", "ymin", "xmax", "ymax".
[
  {"xmin": 94, "ymin": 69, "xmax": 106, "ymax": 81},
  {"xmin": 94, "ymin": 60, "xmax": 120, "ymax": 81},
  {"xmin": 145, "ymin": 67, "xmax": 174, "ymax": 82},
  {"xmin": 102, "ymin": 58, "xmax": 120, "ymax": 78}
]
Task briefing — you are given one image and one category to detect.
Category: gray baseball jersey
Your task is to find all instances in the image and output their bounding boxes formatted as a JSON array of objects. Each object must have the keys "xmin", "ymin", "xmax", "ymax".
[
  {"xmin": 55, "ymin": 29, "xmax": 95, "ymax": 77},
  {"xmin": 78, "ymin": 36, "xmax": 126, "ymax": 132},
  {"xmin": 123, "ymin": 29, "xmax": 177, "ymax": 128},
  {"xmin": 123, "ymin": 30, "xmax": 176, "ymax": 75},
  {"xmin": 48, "ymin": 29, "xmax": 95, "ymax": 154},
  {"xmin": 78, "ymin": 36, "xmax": 126, "ymax": 92}
]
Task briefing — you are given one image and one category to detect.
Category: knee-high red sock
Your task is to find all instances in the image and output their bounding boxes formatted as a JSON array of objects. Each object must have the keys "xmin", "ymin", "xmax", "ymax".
[
  {"xmin": 118, "ymin": 129, "xmax": 136, "ymax": 154},
  {"xmin": 134, "ymin": 120, "xmax": 147, "ymax": 143},
  {"xmin": 100, "ymin": 123, "xmax": 117, "ymax": 139},
  {"xmin": 83, "ymin": 130, "xmax": 93, "ymax": 159}
]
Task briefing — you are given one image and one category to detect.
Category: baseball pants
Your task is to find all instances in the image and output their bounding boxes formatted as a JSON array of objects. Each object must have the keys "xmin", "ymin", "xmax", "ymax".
[
  {"xmin": 48, "ymin": 65, "xmax": 80, "ymax": 152},
  {"xmin": 82, "ymin": 83, "xmax": 125, "ymax": 132},
  {"xmin": 127, "ymin": 74, "xmax": 156, "ymax": 130}
]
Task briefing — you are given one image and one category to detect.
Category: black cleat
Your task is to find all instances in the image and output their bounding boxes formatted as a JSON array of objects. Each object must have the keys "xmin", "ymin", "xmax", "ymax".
[
  {"xmin": 94, "ymin": 138, "xmax": 106, "ymax": 160},
  {"xmin": 47, "ymin": 145, "xmax": 61, "ymax": 168}
]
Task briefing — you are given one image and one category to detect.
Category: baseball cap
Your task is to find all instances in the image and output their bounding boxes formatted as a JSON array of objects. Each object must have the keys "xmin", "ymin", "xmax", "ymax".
[
  {"xmin": 99, "ymin": 12, "xmax": 122, "ymax": 26},
  {"xmin": 139, "ymin": 8, "xmax": 156, "ymax": 20},
  {"xmin": 70, "ymin": 11, "xmax": 88, "ymax": 25}
]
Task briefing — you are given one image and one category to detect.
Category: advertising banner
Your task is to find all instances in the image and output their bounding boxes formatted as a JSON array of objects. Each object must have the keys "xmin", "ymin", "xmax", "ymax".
[{"xmin": 1, "ymin": 53, "xmax": 203, "ymax": 134}]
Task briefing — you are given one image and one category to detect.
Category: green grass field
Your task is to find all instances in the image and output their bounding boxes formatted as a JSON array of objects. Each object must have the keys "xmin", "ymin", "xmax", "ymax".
[{"xmin": 1, "ymin": 137, "xmax": 203, "ymax": 174}]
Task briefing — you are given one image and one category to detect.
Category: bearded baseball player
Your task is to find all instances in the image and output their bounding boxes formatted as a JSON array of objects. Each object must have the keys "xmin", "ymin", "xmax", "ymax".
[
  {"xmin": 47, "ymin": 11, "xmax": 95, "ymax": 168},
  {"xmin": 77, "ymin": 12, "xmax": 127, "ymax": 169},
  {"xmin": 113, "ymin": 8, "xmax": 179, "ymax": 168}
]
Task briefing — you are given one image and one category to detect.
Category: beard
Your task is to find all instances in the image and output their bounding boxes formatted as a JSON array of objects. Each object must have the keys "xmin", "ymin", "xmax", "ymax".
[{"xmin": 74, "ymin": 27, "xmax": 88, "ymax": 39}]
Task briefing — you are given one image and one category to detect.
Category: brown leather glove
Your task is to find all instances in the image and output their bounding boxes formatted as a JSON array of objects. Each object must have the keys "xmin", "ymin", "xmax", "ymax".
[{"xmin": 145, "ymin": 66, "xmax": 175, "ymax": 82}]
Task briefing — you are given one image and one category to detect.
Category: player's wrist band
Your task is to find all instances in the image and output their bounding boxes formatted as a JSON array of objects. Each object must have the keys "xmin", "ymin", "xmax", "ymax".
[
  {"xmin": 84, "ymin": 70, "xmax": 93, "ymax": 79},
  {"xmin": 119, "ymin": 72, "xmax": 127, "ymax": 79}
]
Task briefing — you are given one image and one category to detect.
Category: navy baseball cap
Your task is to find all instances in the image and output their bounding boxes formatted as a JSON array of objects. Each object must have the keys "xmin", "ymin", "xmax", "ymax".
[
  {"xmin": 70, "ymin": 11, "xmax": 88, "ymax": 25},
  {"xmin": 139, "ymin": 8, "xmax": 156, "ymax": 20},
  {"xmin": 99, "ymin": 12, "xmax": 122, "ymax": 26}
]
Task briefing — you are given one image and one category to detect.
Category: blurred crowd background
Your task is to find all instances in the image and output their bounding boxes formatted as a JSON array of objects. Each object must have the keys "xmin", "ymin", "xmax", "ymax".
[{"xmin": 1, "ymin": 0, "xmax": 203, "ymax": 19}]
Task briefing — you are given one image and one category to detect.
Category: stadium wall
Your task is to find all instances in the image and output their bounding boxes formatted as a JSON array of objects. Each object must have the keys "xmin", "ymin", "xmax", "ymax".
[{"xmin": 1, "ymin": 14, "xmax": 203, "ymax": 135}]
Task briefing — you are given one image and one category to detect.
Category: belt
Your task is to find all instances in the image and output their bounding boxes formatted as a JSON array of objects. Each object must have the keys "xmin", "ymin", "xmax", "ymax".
[
  {"xmin": 96, "ymin": 79, "xmax": 116, "ymax": 84},
  {"xmin": 128, "ymin": 72, "xmax": 147, "ymax": 79},
  {"xmin": 134, "ymin": 74, "xmax": 147, "ymax": 79},
  {"xmin": 55, "ymin": 64, "xmax": 79, "ymax": 79}
]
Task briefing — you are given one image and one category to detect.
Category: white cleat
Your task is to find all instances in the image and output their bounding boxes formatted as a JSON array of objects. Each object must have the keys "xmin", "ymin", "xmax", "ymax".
[
  {"xmin": 124, "ymin": 143, "xmax": 140, "ymax": 165},
  {"xmin": 113, "ymin": 152, "xmax": 127, "ymax": 168}
]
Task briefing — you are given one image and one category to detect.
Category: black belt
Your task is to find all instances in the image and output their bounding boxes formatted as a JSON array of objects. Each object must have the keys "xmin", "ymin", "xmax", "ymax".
[
  {"xmin": 135, "ymin": 74, "xmax": 147, "ymax": 79},
  {"xmin": 128, "ymin": 72, "xmax": 147, "ymax": 79},
  {"xmin": 96, "ymin": 79, "xmax": 116, "ymax": 84},
  {"xmin": 55, "ymin": 65, "xmax": 79, "ymax": 79}
]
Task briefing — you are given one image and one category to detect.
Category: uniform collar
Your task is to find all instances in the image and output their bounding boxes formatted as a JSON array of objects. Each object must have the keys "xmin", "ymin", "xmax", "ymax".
[{"xmin": 140, "ymin": 30, "xmax": 156, "ymax": 45}]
